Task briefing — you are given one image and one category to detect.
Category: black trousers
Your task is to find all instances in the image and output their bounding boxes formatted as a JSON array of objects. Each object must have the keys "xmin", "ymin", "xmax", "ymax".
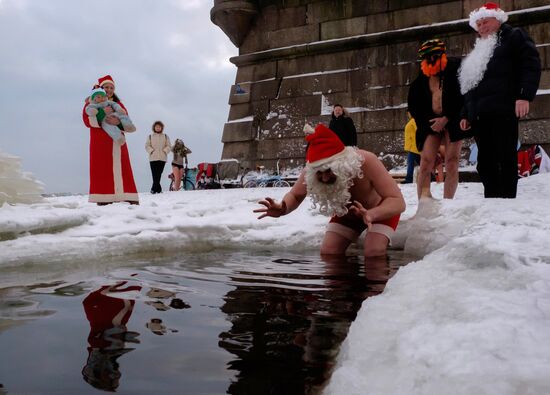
[
  {"xmin": 474, "ymin": 115, "xmax": 518, "ymax": 198},
  {"xmin": 150, "ymin": 160, "xmax": 166, "ymax": 193}
]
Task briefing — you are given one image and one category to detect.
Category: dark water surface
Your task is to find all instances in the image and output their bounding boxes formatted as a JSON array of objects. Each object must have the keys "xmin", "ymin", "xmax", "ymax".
[{"xmin": 0, "ymin": 251, "xmax": 413, "ymax": 395}]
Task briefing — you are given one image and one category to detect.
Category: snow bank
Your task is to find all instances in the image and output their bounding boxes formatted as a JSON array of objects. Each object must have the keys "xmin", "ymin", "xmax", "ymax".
[{"xmin": 325, "ymin": 174, "xmax": 550, "ymax": 395}]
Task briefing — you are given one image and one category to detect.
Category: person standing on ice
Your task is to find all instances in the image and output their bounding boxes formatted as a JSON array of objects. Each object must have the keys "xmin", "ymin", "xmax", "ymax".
[
  {"xmin": 254, "ymin": 124, "xmax": 405, "ymax": 257},
  {"xmin": 328, "ymin": 104, "xmax": 357, "ymax": 147},
  {"xmin": 82, "ymin": 75, "xmax": 139, "ymax": 205},
  {"xmin": 145, "ymin": 121, "xmax": 171, "ymax": 194},
  {"xmin": 459, "ymin": 2, "xmax": 541, "ymax": 198},
  {"xmin": 408, "ymin": 38, "xmax": 468, "ymax": 199}
]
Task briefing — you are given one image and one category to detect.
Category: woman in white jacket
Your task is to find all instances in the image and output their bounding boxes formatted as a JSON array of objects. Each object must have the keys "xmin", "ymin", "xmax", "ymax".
[{"xmin": 145, "ymin": 121, "xmax": 171, "ymax": 194}]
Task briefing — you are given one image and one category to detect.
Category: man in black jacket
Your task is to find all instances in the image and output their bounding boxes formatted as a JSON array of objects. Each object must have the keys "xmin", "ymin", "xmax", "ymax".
[
  {"xmin": 459, "ymin": 2, "xmax": 541, "ymax": 198},
  {"xmin": 408, "ymin": 39, "xmax": 467, "ymax": 199}
]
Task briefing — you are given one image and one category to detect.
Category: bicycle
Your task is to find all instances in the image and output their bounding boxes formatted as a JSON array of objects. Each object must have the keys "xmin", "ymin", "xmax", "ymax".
[
  {"xmin": 242, "ymin": 162, "xmax": 291, "ymax": 188},
  {"xmin": 168, "ymin": 167, "xmax": 196, "ymax": 191}
]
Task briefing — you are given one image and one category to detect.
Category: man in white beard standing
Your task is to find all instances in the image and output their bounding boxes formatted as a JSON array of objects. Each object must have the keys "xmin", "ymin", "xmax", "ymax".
[{"xmin": 459, "ymin": 2, "xmax": 541, "ymax": 198}]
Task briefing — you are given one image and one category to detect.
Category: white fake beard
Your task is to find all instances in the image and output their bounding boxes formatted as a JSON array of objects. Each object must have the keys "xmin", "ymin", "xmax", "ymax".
[
  {"xmin": 304, "ymin": 148, "xmax": 363, "ymax": 217},
  {"xmin": 458, "ymin": 33, "xmax": 498, "ymax": 95}
]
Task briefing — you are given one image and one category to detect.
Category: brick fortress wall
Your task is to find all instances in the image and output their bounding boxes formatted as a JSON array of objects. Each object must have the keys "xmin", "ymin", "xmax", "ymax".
[{"xmin": 211, "ymin": 0, "xmax": 550, "ymax": 172}]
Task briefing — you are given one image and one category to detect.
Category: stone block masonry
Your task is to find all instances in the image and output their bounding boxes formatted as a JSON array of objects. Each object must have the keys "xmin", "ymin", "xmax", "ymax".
[{"xmin": 211, "ymin": 0, "xmax": 550, "ymax": 173}]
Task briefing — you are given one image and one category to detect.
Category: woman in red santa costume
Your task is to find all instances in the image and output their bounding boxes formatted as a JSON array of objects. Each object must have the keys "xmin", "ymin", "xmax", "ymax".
[{"xmin": 82, "ymin": 75, "xmax": 139, "ymax": 205}]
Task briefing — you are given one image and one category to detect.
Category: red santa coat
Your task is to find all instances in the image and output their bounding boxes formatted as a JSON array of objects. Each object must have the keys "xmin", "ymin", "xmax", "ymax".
[{"xmin": 82, "ymin": 100, "xmax": 139, "ymax": 203}]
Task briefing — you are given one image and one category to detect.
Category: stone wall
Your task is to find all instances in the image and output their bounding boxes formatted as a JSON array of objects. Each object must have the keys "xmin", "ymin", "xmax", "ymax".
[{"xmin": 211, "ymin": 0, "xmax": 550, "ymax": 172}]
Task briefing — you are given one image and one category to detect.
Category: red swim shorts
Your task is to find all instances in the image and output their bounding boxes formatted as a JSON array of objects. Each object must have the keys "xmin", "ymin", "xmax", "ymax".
[{"xmin": 327, "ymin": 211, "xmax": 400, "ymax": 243}]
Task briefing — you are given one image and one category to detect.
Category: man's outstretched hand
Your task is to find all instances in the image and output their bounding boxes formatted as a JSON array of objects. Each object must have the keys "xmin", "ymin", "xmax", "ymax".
[
  {"xmin": 349, "ymin": 200, "xmax": 373, "ymax": 230},
  {"xmin": 254, "ymin": 197, "xmax": 287, "ymax": 219}
]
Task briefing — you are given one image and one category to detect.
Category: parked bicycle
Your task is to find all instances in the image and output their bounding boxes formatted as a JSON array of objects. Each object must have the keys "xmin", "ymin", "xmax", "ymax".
[
  {"xmin": 168, "ymin": 167, "xmax": 196, "ymax": 191},
  {"xmin": 242, "ymin": 161, "xmax": 292, "ymax": 188}
]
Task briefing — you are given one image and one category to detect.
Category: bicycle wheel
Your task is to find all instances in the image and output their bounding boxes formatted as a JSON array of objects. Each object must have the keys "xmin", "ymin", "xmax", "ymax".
[
  {"xmin": 273, "ymin": 180, "xmax": 291, "ymax": 187},
  {"xmin": 184, "ymin": 179, "xmax": 195, "ymax": 191},
  {"xmin": 243, "ymin": 180, "xmax": 257, "ymax": 188}
]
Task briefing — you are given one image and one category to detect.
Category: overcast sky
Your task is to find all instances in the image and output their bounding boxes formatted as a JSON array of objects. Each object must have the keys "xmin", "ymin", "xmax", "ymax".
[{"xmin": 0, "ymin": 0, "xmax": 238, "ymax": 193}]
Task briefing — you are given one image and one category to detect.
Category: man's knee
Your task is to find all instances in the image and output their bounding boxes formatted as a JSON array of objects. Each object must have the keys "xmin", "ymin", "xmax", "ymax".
[
  {"xmin": 364, "ymin": 244, "xmax": 387, "ymax": 257},
  {"xmin": 364, "ymin": 233, "xmax": 389, "ymax": 257},
  {"xmin": 419, "ymin": 157, "xmax": 435, "ymax": 173},
  {"xmin": 321, "ymin": 231, "xmax": 351, "ymax": 255}
]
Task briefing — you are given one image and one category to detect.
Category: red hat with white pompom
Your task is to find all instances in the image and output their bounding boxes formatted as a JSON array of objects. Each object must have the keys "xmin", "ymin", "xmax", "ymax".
[
  {"xmin": 305, "ymin": 124, "xmax": 346, "ymax": 167},
  {"xmin": 98, "ymin": 74, "xmax": 115, "ymax": 87},
  {"xmin": 469, "ymin": 2, "xmax": 508, "ymax": 31}
]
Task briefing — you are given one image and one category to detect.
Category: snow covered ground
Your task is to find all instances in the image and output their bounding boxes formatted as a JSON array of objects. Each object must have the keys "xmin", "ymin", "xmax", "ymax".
[{"xmin": 1, "ymin": 169, "xmax": 550, "ymax": 394}]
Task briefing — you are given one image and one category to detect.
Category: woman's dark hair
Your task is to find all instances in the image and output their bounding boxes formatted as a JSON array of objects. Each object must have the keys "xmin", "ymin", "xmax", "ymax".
[
  {"xmin": 111, "ymin": 93, "xmax": 121, "ymax": 103},
  {"xmin": 152, "ymin": 121, "xmax": 164, "ymax": 132}
]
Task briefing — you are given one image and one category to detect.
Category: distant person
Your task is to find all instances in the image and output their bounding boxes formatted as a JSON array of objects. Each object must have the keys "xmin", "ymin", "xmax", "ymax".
[
  {"xmin": 82, "ymin": 75, "xmax": 139, "ymax": 205},
  {"xmin": 402, "ymin": 114, "xmax": 420, "ymax": 184},
  {"xmin": 328, "ymin": 104, "xmax": 357, "ymax": 146},
  {"xmin": 171, "ymin": 139, "xmax": 192, "ymax": 191},
  {"xmin": 459, "ymin": 2, "xmax": 541, "ymax": 198},
  {"xmin": 145, "ymin": 121, "xmax": 172, "ymax": 194},
  {"xmin": 408, "ymin": 39, "xmax": 468, "ymax": 199},
  {"xmin": 85, "ymin": 87, "xmax": 135, "ymax": 143},
  {"xmin": 254, "ymin": 124, "xmax": 405, "ymax": 257}
]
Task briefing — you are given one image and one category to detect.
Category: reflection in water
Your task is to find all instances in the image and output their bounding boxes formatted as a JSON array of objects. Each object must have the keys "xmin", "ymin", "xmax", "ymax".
[
  {"xmin": 81, "ymin": 281, "xmax": 142, "ymax": 392},
  {"xmin": 219, "ymin": 254, "xmax": 398, "ymax": 395}
]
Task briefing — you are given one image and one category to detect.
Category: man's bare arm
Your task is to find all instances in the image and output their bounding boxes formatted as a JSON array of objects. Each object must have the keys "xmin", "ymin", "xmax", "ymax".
[
  {"xmin": 254, "ymin": 171, "xmax": 307, "ymax": 219},
  {"xmin": 360, "ymin": 151, "xmax": 406, "ymax": 221}
]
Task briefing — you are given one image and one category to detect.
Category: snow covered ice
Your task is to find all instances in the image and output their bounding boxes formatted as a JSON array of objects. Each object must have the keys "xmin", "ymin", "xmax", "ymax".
[{"xmin": 1, "ymin": 155, "xmax": 550, "ymax": 394}]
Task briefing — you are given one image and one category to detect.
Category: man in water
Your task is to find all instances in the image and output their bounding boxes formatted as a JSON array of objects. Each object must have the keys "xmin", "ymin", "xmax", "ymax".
[
  {"xmin": 254, "ymin": 124, "xmax": 405, "ymax": 257},
  {"xmin": 459, "ymin": 2, "xmax": 541, "ymax": 198}
]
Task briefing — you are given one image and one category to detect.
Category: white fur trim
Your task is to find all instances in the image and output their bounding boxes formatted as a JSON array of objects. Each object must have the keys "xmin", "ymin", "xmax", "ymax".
[
  {"xmin": 306, "ymin": 146, "xmax": 356, "ymax": 169},
  {"xmin": 113, "ymin": 138, "xmax": 123, "ymax": 196},
  {"xmin": 88, "ymin": 193, "xmax": 139, "ymax": 203},
  {"xmin": 91, "ymin": 87, "xmax": 106, "ymax": 98},
  {"xmin": 99, "ymin": 79, "xmax": 115, "ymax": 87},
  {"xmin": 303, "ymin": 123, "xmax": 315, "ymax": 135},
  {"xmin": 370, "ymin": 223, "xmax": 395, "ymax": 245},
  {"xmin": 327, "ymin": 222, "xmax": 360, "ymax": 242},
  {"xmin": 469, "ymin": 7, "xmax": 508, "ymax": 31}
]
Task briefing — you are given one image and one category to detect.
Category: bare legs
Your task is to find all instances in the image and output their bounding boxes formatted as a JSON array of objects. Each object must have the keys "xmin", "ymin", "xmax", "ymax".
[
  {"xmin": 172, "ymin": 165, "xmax": 183, "ymax": 191},
  {"xmin": 417, "ymin": 132, "xmax": 462, "ymax": 199},
  {"xmin": 443, "ymin": 138, "xmax": 462, "ymax": 199},
  {"xmin": 320, "ymin": 230, "xmax": 389, "ymax": 257}
]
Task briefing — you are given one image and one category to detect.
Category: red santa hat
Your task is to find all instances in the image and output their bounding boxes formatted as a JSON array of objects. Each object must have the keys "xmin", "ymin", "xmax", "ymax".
[
  {"xmin": 469, "ymin": 2, "xmax": 508, "ymax": 31},
  {"xmin": 98, "ymin": 74, "xmax": 115, "ymax": 87},
  {"xmin": 305, "ymin": 124, "xmax": 347, "ymax": 167}
]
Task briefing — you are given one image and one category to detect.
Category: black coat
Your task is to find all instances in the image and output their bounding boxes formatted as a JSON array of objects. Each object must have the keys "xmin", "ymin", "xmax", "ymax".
[
  {"xmin": 462, "ymin": 24, "xmax": 541, "ymax": 122},
  {"xmin": 329, "ymin": 115, "xmax": 357, "ymax": 146},
  {"xmin": 408, "ymin": 57, "xmax": 467, "ymax": 151}
]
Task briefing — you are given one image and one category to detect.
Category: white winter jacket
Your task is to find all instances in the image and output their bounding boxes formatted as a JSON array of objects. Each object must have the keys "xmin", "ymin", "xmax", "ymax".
[{"xmin": 145, "ymin": 133, "xmax": 172, "ymax": 162}]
